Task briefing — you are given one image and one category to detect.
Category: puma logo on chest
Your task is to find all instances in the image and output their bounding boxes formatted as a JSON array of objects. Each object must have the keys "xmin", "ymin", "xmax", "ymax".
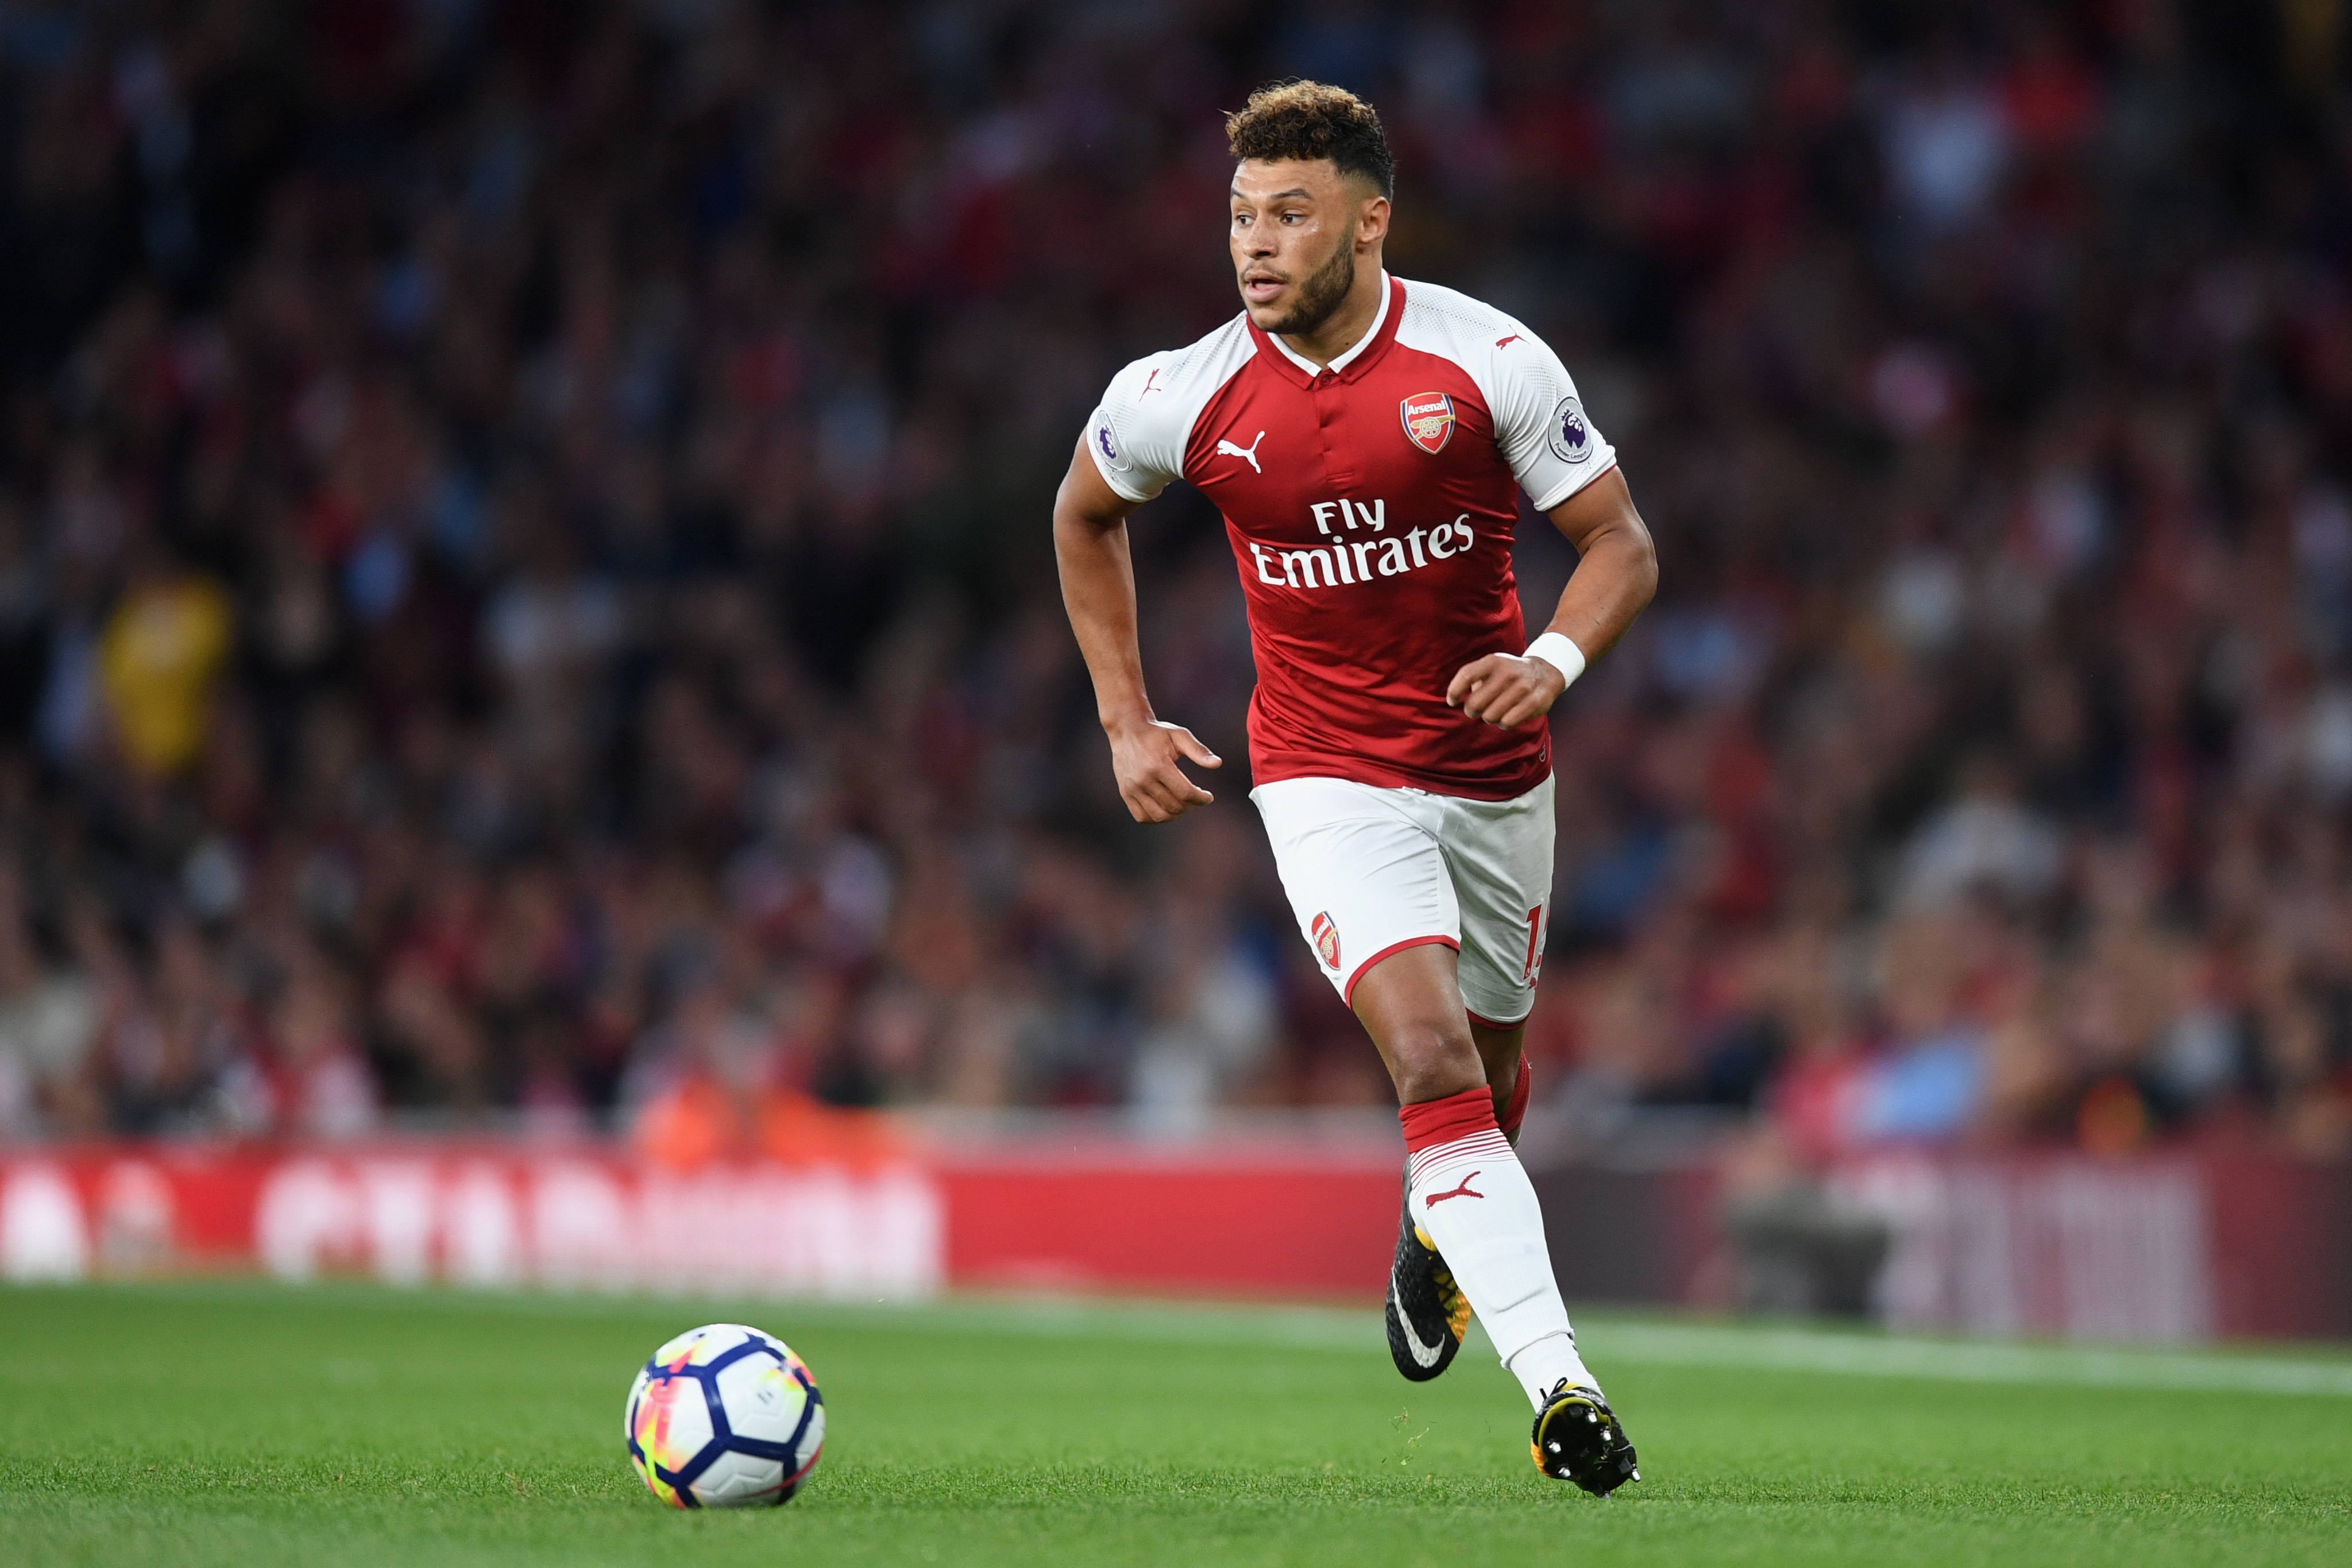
[{"xmin": 1216, "ymin": 430, "xmax": 1266, "ymax": 473}]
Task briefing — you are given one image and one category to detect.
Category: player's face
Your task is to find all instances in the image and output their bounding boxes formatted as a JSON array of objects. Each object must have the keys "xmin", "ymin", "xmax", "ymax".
[{"xmin": 1230, "ymin": 159, "xmax": 1381, "ymax": 336}]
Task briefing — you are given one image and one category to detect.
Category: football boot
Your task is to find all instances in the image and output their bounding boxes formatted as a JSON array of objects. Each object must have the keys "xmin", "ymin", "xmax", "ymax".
[
  {"xmin": 1384, "ymin": 1167, "xmax": 1469, "ymax": 1381},
  {"xmin": 1530, "ymin": 1380, "xmax": 1639, "ymax": 1496}
]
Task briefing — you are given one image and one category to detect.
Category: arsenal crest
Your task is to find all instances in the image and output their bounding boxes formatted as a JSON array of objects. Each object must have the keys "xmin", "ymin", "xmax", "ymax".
[
  {"xmin": 1310, "ymin": 911, "xmax": 1342, "ymax": 970},
  {"xmin": 1400, "ymin": 391, "xmax": 1456, "ymax": 454}
]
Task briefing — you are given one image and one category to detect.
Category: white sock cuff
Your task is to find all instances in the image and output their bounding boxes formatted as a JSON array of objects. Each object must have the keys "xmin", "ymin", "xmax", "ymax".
[
  {"xmin": 1406, "ymin": 1129, "xmax": 1515, "ymax": 1189},
  {"xmin": 1508, "ymin": 1330, "xmax": 1598, "ymax": 1409}
]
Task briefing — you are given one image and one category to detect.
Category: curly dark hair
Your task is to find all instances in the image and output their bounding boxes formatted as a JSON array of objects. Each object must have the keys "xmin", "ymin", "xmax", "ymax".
[{"xmin": 1225, "ymin": 80, "xmax": 1394, "ymax": 199}]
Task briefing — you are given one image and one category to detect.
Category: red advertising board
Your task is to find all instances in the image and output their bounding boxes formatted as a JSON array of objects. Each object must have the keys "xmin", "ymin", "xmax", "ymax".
[
  {"xmin": 2, "ymin": 1142, "xmax": 2344, "ymax": 1342},
  {"xmin": 0, "ymin": 1140, "xmax": 1402, "ymax": 1301},
  {"xmin": 937, "ymin": 1142, "xmax": 1397, "ymax": 1297}
]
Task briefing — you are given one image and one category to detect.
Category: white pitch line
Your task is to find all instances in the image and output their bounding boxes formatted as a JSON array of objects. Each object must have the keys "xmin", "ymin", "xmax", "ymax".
[
  {"xmin": 1584, "ymin": 1321, "xmax": 2352, "ymax": 1399},
  {"xmin": 902, "ymin": 1298, "xmax": 2352, "ymax": 1399}
]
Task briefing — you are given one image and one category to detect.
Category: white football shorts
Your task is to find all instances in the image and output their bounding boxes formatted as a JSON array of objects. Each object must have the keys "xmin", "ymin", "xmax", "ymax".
[{"xmin": 1250, "ymin": 774, "xmax": 1555, "ymax": 1027}]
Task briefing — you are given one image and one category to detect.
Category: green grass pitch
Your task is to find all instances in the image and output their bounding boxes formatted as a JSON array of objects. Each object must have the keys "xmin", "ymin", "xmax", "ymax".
[{"xmin": 3, "ymin": 1282, "xmax": 2349, "ymax": 1566}]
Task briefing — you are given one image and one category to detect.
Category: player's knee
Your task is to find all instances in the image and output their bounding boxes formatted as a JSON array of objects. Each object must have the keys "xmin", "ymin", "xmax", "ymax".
[{"xmin": 1384, "ymin": 1019, "xmax": 1484, "ymax": 1104}]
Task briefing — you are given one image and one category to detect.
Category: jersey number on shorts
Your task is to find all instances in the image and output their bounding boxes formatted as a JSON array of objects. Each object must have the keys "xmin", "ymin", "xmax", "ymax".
[{"xmin": 1522, "ymin": 906, "xmax": 1545, "ymax": 983}]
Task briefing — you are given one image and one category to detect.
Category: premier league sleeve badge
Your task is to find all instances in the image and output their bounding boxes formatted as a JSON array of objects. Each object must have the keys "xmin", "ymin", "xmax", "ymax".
[{"xmin": 1548, "ymin": 394, "xmax": 1594, "ymax": 464}]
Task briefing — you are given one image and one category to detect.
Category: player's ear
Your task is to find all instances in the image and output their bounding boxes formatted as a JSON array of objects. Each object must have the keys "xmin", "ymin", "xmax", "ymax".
[{"xmin": 1357, "ymin": 193, "xmax": 1390, "ymax": 248}]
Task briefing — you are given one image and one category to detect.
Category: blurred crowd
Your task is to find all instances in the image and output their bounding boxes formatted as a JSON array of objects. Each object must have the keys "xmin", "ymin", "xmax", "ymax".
[{"xmin": 1, "ymin": 0, "xmax": 2349, "ymax": 1163}]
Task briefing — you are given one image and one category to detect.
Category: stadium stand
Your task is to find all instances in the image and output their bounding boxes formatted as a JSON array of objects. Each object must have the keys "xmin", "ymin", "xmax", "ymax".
[{"xmin": 0, "ymin": 0, "xmax": 2346, "ymax": 1194}]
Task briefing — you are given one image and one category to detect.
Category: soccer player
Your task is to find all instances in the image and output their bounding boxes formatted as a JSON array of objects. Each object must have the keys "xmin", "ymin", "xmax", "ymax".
[{"xmin": 1052, "ymin": 82, "xmax": 1655, "ymax": 1494}]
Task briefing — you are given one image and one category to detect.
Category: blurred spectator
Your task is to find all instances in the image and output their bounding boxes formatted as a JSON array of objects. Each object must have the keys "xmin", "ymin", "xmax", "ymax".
[
  {"xmin": 262, "ymin": 957, "xmax": 375, "ymax": 1140},
  {"xmin": 1898, "ymin": 754, "xmax": 2064, "ymax": 912},
  {"xmin": 96, "ymin": 546, "xmax": 231, "ymax": 777},
  {"xmin": 0, "ymin": 871, "xmax": 98, "ymax": 1136}
]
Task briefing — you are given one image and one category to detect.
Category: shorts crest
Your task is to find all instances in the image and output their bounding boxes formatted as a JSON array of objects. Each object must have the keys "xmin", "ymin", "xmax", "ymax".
[
  {"xmin": 1310, "ymin": 911, "xmax": 1342, "ymax": 970},
  {"xmin": 1400, "ymin": 391, "xmax": 1456, "ymax": 454}
]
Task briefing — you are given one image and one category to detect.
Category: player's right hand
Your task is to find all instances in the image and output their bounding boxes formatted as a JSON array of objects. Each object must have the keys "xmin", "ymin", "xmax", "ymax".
[{"xmin": 1107, "ymin": 719, "xmax": 1221, "ymax": 823}]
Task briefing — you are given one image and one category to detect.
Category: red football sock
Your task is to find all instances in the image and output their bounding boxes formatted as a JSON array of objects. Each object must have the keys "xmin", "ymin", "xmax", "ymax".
[{"xmin": 1399, "ymin": 1083, "xmax": 1503, "ymax": 1160}]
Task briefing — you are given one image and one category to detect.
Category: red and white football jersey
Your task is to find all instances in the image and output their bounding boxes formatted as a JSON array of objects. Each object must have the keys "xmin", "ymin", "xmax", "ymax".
[{"xmin": 1084, "ymin": 273, "xmax": 1617, "ymax": 800}]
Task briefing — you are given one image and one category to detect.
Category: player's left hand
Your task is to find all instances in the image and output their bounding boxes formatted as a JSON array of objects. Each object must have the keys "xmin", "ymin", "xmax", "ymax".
[{"xmin": 1446, "ymin": 652, "xmax": 1567, "ymax": 729}]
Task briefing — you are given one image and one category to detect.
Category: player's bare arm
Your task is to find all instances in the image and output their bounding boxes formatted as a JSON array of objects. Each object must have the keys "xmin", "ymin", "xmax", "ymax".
[
  {"xmin": 1052, "ymin": 437, "xmax": 1223, "ymax": 824},
  {"xmin": 1447, "ymin": 468, "xmax": 1657, "ymax": 729}
]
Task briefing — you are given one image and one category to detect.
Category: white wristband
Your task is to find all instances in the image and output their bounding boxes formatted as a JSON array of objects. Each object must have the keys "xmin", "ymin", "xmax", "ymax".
[{"xmin": 1524, "ymin": 631, "xmax": 1587, "ymax": 688}]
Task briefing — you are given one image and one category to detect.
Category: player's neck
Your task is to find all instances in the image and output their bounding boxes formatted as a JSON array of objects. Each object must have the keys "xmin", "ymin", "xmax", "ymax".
[{"xmin": 1277, "ymin": 260, "xmax": 1387, "ymax": 370}]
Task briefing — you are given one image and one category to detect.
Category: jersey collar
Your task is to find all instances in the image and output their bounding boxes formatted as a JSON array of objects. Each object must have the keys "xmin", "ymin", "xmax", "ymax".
[{"xmin": 1250, "ymin": 271, "xmax": 1401, "ymax": 386}]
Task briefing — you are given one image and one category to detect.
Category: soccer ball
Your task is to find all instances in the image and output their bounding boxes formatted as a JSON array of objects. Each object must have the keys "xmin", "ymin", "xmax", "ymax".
[{"xmin": 625, "ymin": 1323, "xmax": 825, "ymax": 1508}]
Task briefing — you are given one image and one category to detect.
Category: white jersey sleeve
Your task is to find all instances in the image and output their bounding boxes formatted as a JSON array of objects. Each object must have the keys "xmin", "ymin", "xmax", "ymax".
[
  {"xmin": 1083, "ymin": 354, "xmax": 1186, "ymax": 503},
  {"xmin": 1395, "ymin": 281, "xmax": 1617, "ymax": 512},
  {"xmin": 1488, "ymin": 328, "xmax": 1616, "ymax": 512},
  {"xmin": 1082, "ymin": 315, "xmax": 1259, "ymax": 505}
]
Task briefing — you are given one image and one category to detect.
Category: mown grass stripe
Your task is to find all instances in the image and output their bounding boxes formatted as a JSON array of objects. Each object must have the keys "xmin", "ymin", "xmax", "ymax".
[{"xmin": 17, "ymin": 1280, "xmax": 2352, "ymax": 1398}]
